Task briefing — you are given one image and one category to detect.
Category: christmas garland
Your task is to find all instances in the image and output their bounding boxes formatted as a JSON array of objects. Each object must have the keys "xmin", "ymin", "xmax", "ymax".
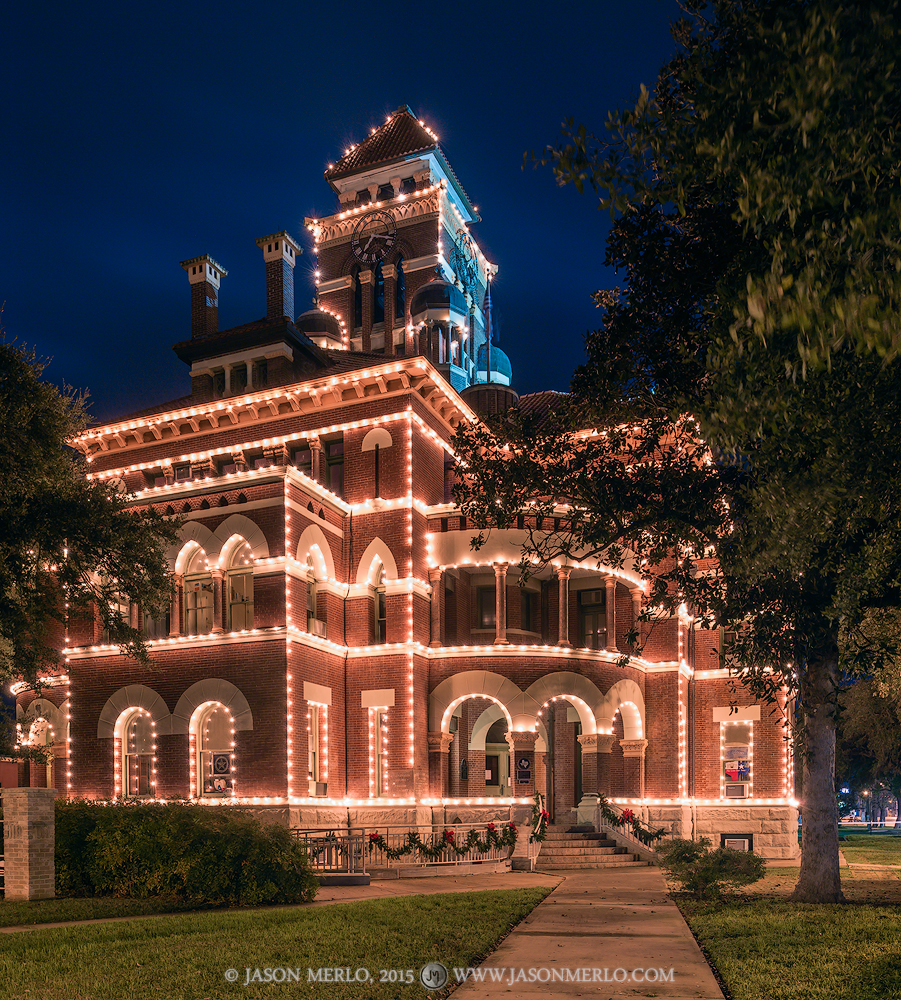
[
  {"xmin": 597, "ymin": 794, "xmax": 665, "ymax": 847},
  {"xmin": 367, "ymin": 822, "xmax": 517, "ymax": 861},
  {"xmin": 530, "ymin": 792, "xmax": 550, "ymax": 843}
]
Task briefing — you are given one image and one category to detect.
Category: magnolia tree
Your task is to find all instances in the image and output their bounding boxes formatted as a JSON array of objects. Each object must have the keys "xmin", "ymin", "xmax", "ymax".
[{"xmin": 454, "ymin": 0, "xmax": 901, "ymax": 903}]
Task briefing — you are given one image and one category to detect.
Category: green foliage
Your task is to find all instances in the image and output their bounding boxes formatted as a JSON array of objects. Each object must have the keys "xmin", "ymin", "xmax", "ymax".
[
  {"xmin": 530, "ymin": 792, "xmax": 550, "ymax": 843},
  {"xmin": 597, "ymin": 794, "xmax": 665, "ymax": 847},
  {"xmin": 0, "ymin": 340, "xmax": 180, "ymax": 698},
  {"xmin": 458, "ymin": 0, "xmax": 901, "ymax": 903},
  {"xmin": 55, "ymin": 800, "xmax": 318, "ymax": 906},
  {"xmin": 657, "ymin": 837, "xmax": 765, "ymax": 899},
  {"xmin": 367, "ymin": 821, "xmax": 517, "ymax": 861}
]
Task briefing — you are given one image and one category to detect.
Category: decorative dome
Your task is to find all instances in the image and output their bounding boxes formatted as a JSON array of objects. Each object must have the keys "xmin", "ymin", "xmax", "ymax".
[
  {"xmin": 295, "ymin": 304, "xmax": 343, "ymax": 344},
  {"xmin": 476, "ymin": 342, "xmax": 513, "ymax": 383},
  {"xmin": 409, "ymin": 275, "xmax": 468, "ymax": 327}
]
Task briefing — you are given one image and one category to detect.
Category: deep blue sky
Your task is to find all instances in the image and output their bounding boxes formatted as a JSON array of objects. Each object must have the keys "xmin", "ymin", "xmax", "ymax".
[{"xmin": 3, "ymin": 1, "xmax": 681, "ymax": 423}]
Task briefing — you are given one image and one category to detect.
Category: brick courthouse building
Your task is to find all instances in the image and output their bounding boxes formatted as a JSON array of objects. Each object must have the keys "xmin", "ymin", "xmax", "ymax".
[{"xmin": 16, "ymin": 107, "xmax": 798, "ymax": 857}]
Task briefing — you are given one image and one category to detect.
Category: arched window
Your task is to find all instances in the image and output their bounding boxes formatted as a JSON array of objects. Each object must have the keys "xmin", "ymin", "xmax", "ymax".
[
  {"xmin": 395, "ymin": 257, "xmax": 405, "ymax": 321},
  {"xmin": 227, "ymin": 540, "xmax": 254, "ymax": 630},
  {"xmin": 306, "ymin": 555, "xmax": 326, "ymax": 637},
  {"xmin": 196, "ymin": 702, "xmax": 233, "ymax": 796},
  {"xmin": 184, "ymin": 547, "xmax": 213, "ymax": 636},
  {"xmin": 352, "ymin": 267, "xmax": 363, "ymax": 329},
  {"xmin": 123, "ymin": 710, "xmax": 154, "ymax": 797},
  {"xmin": 373, "ymin": 564, "xmax": 386, "ymax": 644},
  {"xmin": 373, "ymin": 261, "xmax": 385, "ymax": 326}
]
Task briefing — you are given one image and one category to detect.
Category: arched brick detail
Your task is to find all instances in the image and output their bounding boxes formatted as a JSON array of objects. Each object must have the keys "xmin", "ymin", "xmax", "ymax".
[
  {"xmin": 356, "ymin": 536, "xmax": 399, "ymax": 585},
  {"xmin": 296, "ymin": 524, "xmax": 336, "ymax": 580},
  {"xmin": 211, "ymin": 514, "xmax": 269, "ymax": 564},
  {"xmin": 599, "ymin": 679, "xmax": 645, "ymax": 739},
  {"xmin": 524, "ymin": 672, "xmax": 603, "ymax": 733},
  {"xmin": 171, "ymin": 679, "xmax": 253, "ymax": 735},
  {"xmin": 97, "ymin": 685, "xmax": 172, "ymax": 738},
  {"xmin": 429, "ymin": 670, "xmax": 524, "ymax": 732}
]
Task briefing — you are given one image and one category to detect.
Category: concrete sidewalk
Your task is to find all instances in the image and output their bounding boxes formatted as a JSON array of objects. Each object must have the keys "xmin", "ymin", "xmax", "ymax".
[
  {"xmin": 0, "ymin": 867, "xmax": 726, "ymax": 1000},
  {"xmin": 450, "ymin": 867, "xmax": 724, "ymax": 1000}
]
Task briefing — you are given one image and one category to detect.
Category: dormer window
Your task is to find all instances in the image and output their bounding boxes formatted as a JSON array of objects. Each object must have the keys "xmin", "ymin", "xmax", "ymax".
[
  {"xmin": 356, "ymin": 189, "xmax": 371, "ymax": 205},
  {"xmin": 377, "ymin": 183, "xmax": 394, "ymax": 201},
  {"xmin": 231, "ymin": 364, "xmax": 247, "ymax": 394}
]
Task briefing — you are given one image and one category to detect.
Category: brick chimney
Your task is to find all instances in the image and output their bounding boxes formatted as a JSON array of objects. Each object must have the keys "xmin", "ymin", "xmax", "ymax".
[
  {"xmin": 180, "ymin": 255, "xmax": 227, "ymax": 339},
  {"xmin": 255, "ymin": 232, "xmax": 301, "ymax": 321}
]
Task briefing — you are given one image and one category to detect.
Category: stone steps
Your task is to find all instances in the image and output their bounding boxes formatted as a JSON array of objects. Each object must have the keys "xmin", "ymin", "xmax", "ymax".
[{"xmin": 536, "ymin": 824, "xmax": 650, "ymax": 870}]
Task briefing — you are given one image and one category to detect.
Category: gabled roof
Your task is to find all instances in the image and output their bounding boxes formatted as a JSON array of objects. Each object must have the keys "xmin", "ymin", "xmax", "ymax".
[
  {"xmin": 325, "ymin": 106, "xmax": 479, "ymax": 222},
  {"xmin": 327, "ymin": 106, "xmax": 437, "ymax": 180},
  {"xmin": 518, "ymin": 390, "xmax": 568, "ymax": 432}
]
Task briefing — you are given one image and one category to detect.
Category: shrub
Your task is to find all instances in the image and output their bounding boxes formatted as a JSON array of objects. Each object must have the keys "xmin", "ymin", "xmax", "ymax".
[
  {"xmin": 656, "ymin": 836, "xmax": 765, "ymax": 899},
  {"xmin": 55, "ymin": 800, "xmax": 318, "ymax": 906}
]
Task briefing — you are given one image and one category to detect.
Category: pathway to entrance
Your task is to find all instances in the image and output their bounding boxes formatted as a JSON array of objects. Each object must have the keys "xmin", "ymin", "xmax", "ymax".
[
  {"xmin": 0, "ymin": 867, "xmax": 725, "ymax": 999},
  {"xmin": 451, "ymin": 867, "xmax": 725, "ymax": 1000}
]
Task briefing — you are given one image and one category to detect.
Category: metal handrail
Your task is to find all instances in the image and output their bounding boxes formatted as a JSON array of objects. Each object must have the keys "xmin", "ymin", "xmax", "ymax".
[{"xmin": 292, "ymin": 821, "xmax": 514, "ymax": 871}]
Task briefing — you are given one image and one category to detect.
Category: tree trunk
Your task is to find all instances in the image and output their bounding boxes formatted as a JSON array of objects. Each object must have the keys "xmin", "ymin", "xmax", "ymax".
[{"xmin": 792, "ymin": 651, "xmax": 845, "ymax": 903}]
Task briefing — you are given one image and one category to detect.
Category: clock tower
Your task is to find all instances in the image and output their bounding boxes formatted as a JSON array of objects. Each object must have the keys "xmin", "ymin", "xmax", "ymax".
[{"xmin": 305, "ymin": 105, "xmax": 499, "ymax": 392}]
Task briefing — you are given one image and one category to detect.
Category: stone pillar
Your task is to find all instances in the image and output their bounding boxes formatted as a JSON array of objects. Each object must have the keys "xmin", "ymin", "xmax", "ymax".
[
  {"xmin": 606, "ymin": 576, "xmax": 618, "ymax": 652},
  {"xmin": 264, "ymin": 443, "xmax": 290, "ymax": 467},
  {"xmin": 2, "ymin": 788, "xmax": 58, "ymax": 900},
  {"xmin": 630, "ymin": 587, "xmax": 644, "ymax": 647},
  {"xmin": 596, "ymin": 733, "xmax": 617, "ymax": 796},
  {"xmin": 383, "ymin": 263, "xmax": 396, "ymax": 357},
  {"xmin": 556, "ymin": 566, "xmax": 571, "ymax": 646},
  {"xmin": 232, "ymin": 449, "xmax": 248, "ymax": 473},
  {"xmin": 428, "ymin": 568, "xmax": 443, "ymax": 647},
  {"xmin": 309, "ymin": 437, "xmax": 322, "ymax": 484},
  {"xmin": 360, "ymin": 269, "xmax": 373, "ymax": 352},
  {"xmin": 427, "ymin": 732, "xmax": 453, "ymax": 798},
  {"xmin": 506, "ymin": 730, "xmax": 538, "ymax": 797},
  {"xmin": 211, "ymin": 568, "xmax": 225, "ymax": 634},
  {"xmin": 577, "ymin": 734, "xmax": 600, "ymax": 804},
  {"xmin": 494, "ymin": 562, "xmax": 509, "ymax": 645},
  {"xmin": 169, "ymin": 575, "xmax": 183, "ymax": 637},
  {"xmin": 620, "ymin": 738, "xmax": 649, "ymax": 798}
]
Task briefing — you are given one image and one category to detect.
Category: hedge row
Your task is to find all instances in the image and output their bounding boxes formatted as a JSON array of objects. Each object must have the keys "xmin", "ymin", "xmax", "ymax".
[{"xmin": 55, "ymin": 800, "xmax": 318, "ymax": 906}]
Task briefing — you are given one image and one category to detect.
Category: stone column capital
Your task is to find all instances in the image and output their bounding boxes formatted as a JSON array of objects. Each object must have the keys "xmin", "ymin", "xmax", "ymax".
[
  {"xmin": 428, "ymin": 567, "xmax": 442, "ymax": 585},
  {"xmin": 577, "ymin": 733, "xmax": 599, "ymax": 751},
  {"xmin": 427, "ymin": 732, "xmax": 454, "ymax": 754},
  {"xmin": 505, "ymin": 730, "xmax": 538, "ymax": 751},
  {"xmin": 555, "ymin": 565, "xmax": 572, "ymax": 581},
  {"xmin": 619, "ymin": 738, "xmax": 649, "ymax": 758}
]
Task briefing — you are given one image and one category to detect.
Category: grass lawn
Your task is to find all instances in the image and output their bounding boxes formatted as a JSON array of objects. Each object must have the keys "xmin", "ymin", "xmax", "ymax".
[
  {"xmin": 675, "ymin": 866, "xmax": 901, "ymax": 1000},
  {"xmin": 839, "ymin": 834, "xmax": 901, "ymax": 866},
  {"xmin": 681, "ymin": 898, "xmax": 901, "ymax": 1000},
  {"xmin": 0, "ymin": 888, "xmax": 551, "ymax": 1000},
  {"xmin": 0, "ymin": 895, "xmax": 215, "ymax": 927}
]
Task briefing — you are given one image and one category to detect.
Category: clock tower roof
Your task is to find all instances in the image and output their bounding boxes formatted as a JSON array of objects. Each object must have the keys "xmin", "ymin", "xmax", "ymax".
[{"xmin": 325, "ymin": 105, "xmax": 478, "ymax": 222}]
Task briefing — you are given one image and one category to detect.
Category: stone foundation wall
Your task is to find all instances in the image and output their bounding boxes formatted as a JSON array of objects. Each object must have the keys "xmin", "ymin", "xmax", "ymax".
[{"xmin": 644, "ymin": 802, "xmax": 799, "ymax": 859}]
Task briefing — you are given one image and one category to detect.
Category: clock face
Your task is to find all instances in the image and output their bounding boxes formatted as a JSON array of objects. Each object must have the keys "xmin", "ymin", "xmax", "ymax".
[{"xmin": 351, "ymin": 210, "xmax": 397, "ymax": 264}]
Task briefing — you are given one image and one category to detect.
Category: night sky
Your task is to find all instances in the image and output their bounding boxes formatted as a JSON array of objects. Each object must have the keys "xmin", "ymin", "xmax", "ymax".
[{"xmin": 3, "ymin": 2, "xmax": 681, "ymax": 424}]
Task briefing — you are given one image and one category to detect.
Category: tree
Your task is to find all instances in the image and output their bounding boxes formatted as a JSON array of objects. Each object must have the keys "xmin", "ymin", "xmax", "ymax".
[
  {"xmin": 454, "ymin": 0, "xmax": 901, "ymax": 902},
  {"xmin": 0, "ymin": 340, "xmax": 179, "ymax": 749}
]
